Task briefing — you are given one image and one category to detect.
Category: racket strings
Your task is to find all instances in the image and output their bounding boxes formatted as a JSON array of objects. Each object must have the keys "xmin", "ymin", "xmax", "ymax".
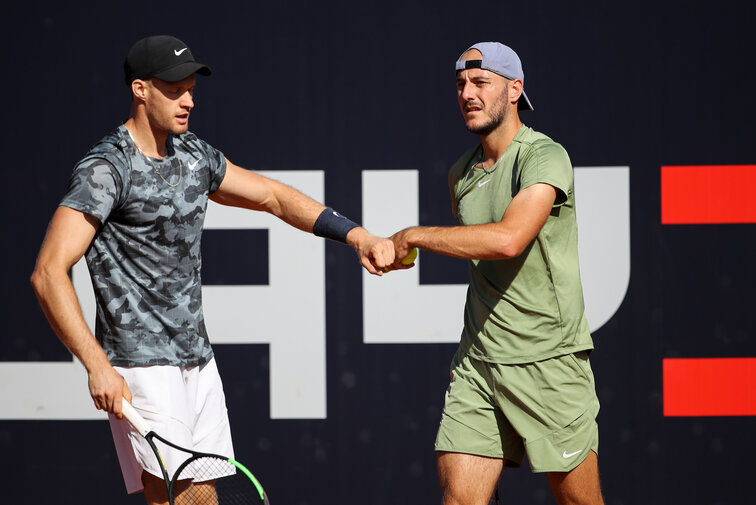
[{"xmin": 174, "ymin": 456, "xmax": 264, "ymax": 504}]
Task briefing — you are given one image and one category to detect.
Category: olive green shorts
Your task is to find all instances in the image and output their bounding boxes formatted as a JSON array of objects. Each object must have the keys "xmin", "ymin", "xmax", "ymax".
[{"xmin": 435, "ymin": 350, "xmax": 600, "ymax": 473}]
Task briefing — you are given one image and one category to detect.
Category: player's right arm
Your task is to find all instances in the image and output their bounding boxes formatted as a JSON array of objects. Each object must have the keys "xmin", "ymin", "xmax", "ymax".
[
  {"xmin": 30, "ymin": 206, "xmax": 131, "ymax": 416},
  {"xmin": 389, "ymin": 182, "xmax": 558, "ymax": 263}
]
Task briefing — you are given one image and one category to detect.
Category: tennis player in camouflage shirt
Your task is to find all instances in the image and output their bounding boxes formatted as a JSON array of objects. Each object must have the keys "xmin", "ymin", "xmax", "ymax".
[{"xmin": 31, "ymin": 35, "xmax": 394, "ymax": 504}]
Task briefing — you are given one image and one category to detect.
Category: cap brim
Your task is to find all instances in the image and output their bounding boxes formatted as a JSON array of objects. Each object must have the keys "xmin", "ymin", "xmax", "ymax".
[
  {"xmin": 152, "ymin": 61, "xmax": 212, "ymax": 82},
  {"xmin": 518, "ymin": 90, "xmax": 534, "ymax": 111}
]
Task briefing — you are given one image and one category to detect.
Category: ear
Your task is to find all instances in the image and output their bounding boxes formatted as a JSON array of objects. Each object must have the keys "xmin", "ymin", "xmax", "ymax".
[
  {"xmin": 509, "ymin": 79, "xmax": 524, "ymax": 106},
  {"xmin": 131, "ymin": 79, "xmax": 148, "ymax": 102}
]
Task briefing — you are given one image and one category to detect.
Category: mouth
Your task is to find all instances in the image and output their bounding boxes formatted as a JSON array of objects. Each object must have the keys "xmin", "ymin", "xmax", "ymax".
[
  {"xmin": 176, "ymin": 113, "xmax": 190, "ymax": 125},
  {"xmin": 463, "ymin": 103, "xmax": 483, "ymax": 115}
]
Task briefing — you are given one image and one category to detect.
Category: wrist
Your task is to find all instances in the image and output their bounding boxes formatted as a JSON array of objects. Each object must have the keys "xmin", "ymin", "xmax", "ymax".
[
  {"xmin": 312, "ymin": 207, "xmax": 359, "ymax": 243},
  {"xmin": 80, "ymin": 342, "xmax": 112, "ymax": 374},
  {"xmin": 345, "ymin": 226, "xmax": 368, "ymax": 248},
  {"xmin": 400, "ymin": 226, "xmax": 422, "ymax": 249}
]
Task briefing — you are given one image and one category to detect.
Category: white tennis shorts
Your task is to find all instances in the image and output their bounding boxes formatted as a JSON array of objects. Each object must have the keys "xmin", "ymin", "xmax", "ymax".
[{"xmin": 108, "ymin": 357, "xmax": 234, "ymax": 494}]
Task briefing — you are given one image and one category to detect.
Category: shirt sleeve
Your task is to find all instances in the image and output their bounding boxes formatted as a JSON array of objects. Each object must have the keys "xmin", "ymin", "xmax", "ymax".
[
  {"xmin": 59, "ymin": 157, "xmax": 123, "ymax": 224},
  {"xmin": 518, "ymin": 140, "xmax": 573, "ymax": 207},
  {"xmin": 198, "ymin": 139, "xmax": 227, "ymax": 193}
]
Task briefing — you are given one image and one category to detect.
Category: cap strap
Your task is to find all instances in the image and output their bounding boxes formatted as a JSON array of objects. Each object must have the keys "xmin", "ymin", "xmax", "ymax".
[{"xmin": 455, "ymin": 59, "xmax": 484, "ymax": 71}]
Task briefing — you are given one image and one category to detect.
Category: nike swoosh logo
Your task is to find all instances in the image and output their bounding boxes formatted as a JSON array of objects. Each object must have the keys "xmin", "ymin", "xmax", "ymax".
[
  {"xmin": 477, "ymin": 179, "xmax": 491, "ymax": 188},
  {"xmin": 188, "ymin": 159, "xmax": 200, "ymax": 170},
  {"xmin": 174, "ymin": 48, "xmax": 188, "ymax": 56},
  {"xmin": 562, "ymin": 450, "xmax": 582, "ymax": 458}
]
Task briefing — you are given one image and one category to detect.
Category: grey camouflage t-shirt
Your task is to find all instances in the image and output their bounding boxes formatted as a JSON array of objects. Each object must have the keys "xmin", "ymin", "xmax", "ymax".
[{"xmin": 60, "ymin": 124, "xmax": 226, "ymax": 367}]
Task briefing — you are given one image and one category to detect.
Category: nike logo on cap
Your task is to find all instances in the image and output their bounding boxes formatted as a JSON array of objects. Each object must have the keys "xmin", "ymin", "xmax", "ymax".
[
  {"xmin": 174, "ymin": 48, "xmax": 188, "ymax": 56},
  {"xmin": 562, "ymin": 450, "xmax": 582, "ymax": 459}
]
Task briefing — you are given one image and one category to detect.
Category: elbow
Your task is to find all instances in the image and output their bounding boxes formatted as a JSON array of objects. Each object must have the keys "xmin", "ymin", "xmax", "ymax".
[
  {"xmin": 495, "ymin": 238, "xmax": 527, "ymax": 259},
  {"xmin": 30, "ymin": 264, "xmax": 54, "ymax": 299},
  {"xmin": 30, "ymin": 268, "xmax": 44, "ymax": 297},
  {"xmin": 498, "ymin": 244, "xmax": 524, "ymax": 259}
]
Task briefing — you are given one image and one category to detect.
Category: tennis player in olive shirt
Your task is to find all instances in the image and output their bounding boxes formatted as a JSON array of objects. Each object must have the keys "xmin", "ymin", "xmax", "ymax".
[{"xmin": 388, "ymin": 42, "xmax": 605, "ymax": 505}]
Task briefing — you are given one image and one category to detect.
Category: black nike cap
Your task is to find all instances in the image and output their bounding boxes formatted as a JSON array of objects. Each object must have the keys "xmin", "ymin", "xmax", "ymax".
[{"xmin": 124, "ymin": 35, "xmax": 211, "ymax": 85}]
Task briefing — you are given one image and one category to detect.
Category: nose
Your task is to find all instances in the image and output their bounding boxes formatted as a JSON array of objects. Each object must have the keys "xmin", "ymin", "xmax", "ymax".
[
  {"xmin": 181, "ymin": 90, "xmax": 194, "ymax": 110},
  {"xmin": 459, "ymin": 81, "xmax": 475, "ymax": 102}
]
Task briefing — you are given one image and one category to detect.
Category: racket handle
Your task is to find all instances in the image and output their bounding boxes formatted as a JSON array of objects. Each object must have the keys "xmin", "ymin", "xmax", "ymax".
[{"xmin": 121, "ymin": 400, "xmax": 152, "ymax": 437}]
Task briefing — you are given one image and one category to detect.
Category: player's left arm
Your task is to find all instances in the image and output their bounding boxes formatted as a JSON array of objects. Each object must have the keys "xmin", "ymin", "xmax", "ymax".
[
  {"xmin": 390, "ymin": 182, "xmax": 557, "ymax": 262},
  {"xmin": 210, "ymin": 159, "xmax": 326, "ymax": 231},
  {"xmin": 210, "ymin": 159, "xmax": 395, "ymax": 274}
]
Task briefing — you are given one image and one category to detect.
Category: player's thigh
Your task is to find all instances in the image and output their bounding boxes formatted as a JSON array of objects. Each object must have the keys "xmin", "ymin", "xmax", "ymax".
[
  {"xmin": 174, "ymin": 480, "xmax": 218, "ymax": 505},
  {"xmin": 437, "ymin": 451, "xmax": 504, "ymax": 505},
  {"xmin": 435, "ymin": 353, "xmax": 524, "ymax": 464},
  {"xmin": 142, "ymin": 471, "xmax": 170, "ymax": 505},
  {"xmin": 492, "ymin": 351, "xmax": 600, "ymax": 473},
  {"xmin": 547, "ymin": 450, "xmax": 604, "ymax": 505}
]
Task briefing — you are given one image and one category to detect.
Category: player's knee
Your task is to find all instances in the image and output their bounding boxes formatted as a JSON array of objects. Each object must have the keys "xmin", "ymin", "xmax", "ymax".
[{"xmin": 440, "ymin": 487, "xmax": 473, "ymax": 505}]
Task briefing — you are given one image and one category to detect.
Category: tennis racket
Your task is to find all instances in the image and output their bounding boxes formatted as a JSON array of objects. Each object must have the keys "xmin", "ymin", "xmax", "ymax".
[{"xmin": 121, "ymin": 400, "xmax": 270, "ymax": 505}]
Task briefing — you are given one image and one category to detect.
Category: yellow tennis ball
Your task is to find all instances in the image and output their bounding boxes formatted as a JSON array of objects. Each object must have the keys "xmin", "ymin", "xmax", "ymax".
[{"xmin": 401, "ymin": 248, "xmax": 418, "ymax": 265}]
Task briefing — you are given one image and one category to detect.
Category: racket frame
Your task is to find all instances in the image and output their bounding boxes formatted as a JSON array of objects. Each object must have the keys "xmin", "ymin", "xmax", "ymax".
[{"xmin": 121, "ymin": 400, "xmax": 268, "ymax": 504}]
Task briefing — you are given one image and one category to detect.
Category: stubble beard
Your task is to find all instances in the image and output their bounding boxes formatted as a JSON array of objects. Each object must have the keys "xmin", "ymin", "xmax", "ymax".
[
  {"xmin": 162, "ymin": 112, "xmax": 189, "ymax": 136},
  {"xmin": 467, "ymin": 108, "xmax": 505, "ymax": 135},
  {"xmin": 156, "ymin": 115, "xmax": 189, "ymax": 137},
  {"xmin": 465, "ymin": 85, "xmax": 510, "ymax": 135},
  {"xmin": 466, "ymin": 96, "xmax": 508, "ymax": 135},
  {"xmin": 145, "ymin": 103, "xmax": 189, "ymax": 138}
]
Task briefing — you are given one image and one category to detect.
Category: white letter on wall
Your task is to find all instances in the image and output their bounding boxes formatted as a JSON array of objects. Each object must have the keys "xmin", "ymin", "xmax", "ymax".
[
  {"xmin": 574, "ymin": 166, "xmax": 631, "ymax": 331},
  {"xmin": 202, "ymin": 171, "xmax": 326, "ymax": 419},
  {"xmin": 362, "ymin": 170, "xmax": 467, "ymax": 343}
]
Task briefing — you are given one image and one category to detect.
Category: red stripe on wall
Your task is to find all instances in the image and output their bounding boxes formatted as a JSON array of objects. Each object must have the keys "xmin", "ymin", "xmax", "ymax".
[
  {"xmin": 663, "ymin": 358, "xmax": 756, "ymax": 416},
  {"xmin": 661, "ymin": 165, "xmax": 756, "ymax": 224}
]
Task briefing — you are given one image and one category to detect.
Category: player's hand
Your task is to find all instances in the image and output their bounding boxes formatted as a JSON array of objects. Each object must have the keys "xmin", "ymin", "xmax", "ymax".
[
  {"xmin": 388, "ymin": 228, "xmax": 417, "ymax": 270},
  {"xmin": 347, "ymin": 228, "xmax": 395, "ymax": 275},
  {"xmin": 88, "ymin": 363, "xmax": 132, "ymax": 419}
]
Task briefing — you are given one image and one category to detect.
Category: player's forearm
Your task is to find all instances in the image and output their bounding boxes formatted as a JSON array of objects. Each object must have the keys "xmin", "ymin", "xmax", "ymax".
[
  {"xmin": 401, "ymin": 223, "xmax": 524, "ymax": 260},
  {"xmin": 270, "ymin": 183, "xmax": 327, "ymax": 233},
  {"xmin": 30, "ymin": 267, "xmax": 111, "ymax": 373}
]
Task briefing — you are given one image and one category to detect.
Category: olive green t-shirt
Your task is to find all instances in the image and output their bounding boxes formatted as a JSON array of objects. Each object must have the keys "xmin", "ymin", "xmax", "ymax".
[{"xmin": 449, "ymin": 125, "xmax": 593, "ymax": 364}]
